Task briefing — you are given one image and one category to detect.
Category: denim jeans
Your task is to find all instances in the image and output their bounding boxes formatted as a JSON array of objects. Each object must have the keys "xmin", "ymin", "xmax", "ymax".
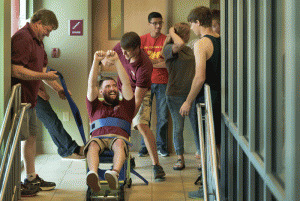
[
  {"xmin": 166, "ymin": 95, "xmax": 200, "ymax": 155},
  {"xmin": 195, "ymin": 89, "xmax": 221, "ymax": 145},
  {"xmin": 141, "ymin": 83, "xmax": 169, "ymax": 150},
  {"xmin": 35, "ymin": 96, "xmax": 78, "ymax": 157}
]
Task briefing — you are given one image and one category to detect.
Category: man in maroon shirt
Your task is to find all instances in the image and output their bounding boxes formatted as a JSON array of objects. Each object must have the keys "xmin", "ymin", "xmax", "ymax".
[
  {"xmin": 85, "ymin": 50, "xmax": 135, "ymax": 192},
  {"xmin": 112, "ymin": 32, "xmax": 166, "ymax": 181},
  {"xmin": 11, "ymin": 9, "xmax": 59, "ymax": 196}
]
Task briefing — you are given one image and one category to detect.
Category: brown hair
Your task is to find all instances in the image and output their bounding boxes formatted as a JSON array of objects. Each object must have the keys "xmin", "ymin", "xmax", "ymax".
[
  {"xmin": 187, "ymin": 6, "xmax": 212, "ymax": 27},
  {"xmin": 99, "ymin": 77, "xmax": 116, "ymax": 88},
  {"xmin": 211, "ymin": 9, "xmax": 220, "ymax": 24},
  {"xmin": 120, "ymin": 32, "xmax": 141, "ymax": 50},
  {"xmin": 30, "ymin": 9, "xmax": 58, "ymax": 30},
  {"xmin": 163, "ymin": 22, "xmax": 190, "ymax": 48}
]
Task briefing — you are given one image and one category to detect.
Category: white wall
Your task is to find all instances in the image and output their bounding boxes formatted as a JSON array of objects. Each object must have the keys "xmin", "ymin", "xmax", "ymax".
[{"xmin": 35, "ymin": 0, "xmax": 92, "ymax": 154}]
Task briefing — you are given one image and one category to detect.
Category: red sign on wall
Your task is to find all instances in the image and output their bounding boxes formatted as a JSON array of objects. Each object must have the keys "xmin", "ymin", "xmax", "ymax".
[{"xmin": 69, "ymin": 20, "xmax": 83, "ymax": 36}]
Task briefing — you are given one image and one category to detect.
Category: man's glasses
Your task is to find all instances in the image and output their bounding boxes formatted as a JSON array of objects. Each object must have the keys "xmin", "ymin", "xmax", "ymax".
[{"xmin": 150, "ymin": 21, "xmax": 164, "ymax": 26}]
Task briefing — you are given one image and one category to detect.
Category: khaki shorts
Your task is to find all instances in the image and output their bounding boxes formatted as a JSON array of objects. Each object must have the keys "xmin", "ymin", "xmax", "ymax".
[
  {"xmin": 132, "ymin": 90, "xmax": 151, "ymax": 129},
  {"xmin": 20, "ymin": 108, "xmax": 38, "ymax": 141},
  {"xmin": 84, "ymin": 134, "xmax": 129, "ymax": 158}
]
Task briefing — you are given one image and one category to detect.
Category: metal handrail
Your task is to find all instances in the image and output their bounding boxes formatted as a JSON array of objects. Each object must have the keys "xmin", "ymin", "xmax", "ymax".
[
  {"xmin": 197, "ymin": 84, "xmax": 220, "ymax": 201},
  {"xmin": 0, "ymin": 84, "xmax": 31, "ymax": 201},
  {"xmin": 197, "ymin": 102, "xmax": 208, "ymax": 200},
  {"xmin": 205, "ymin": 84, "xmax": 220, "ymax": 201},
  {"xmin": 0, "ymin": 84, "xmax": 22, "ymax": 146},
  {"xmin": 0, "ymin": 103, "xmax": 31, "ymax": 201}
]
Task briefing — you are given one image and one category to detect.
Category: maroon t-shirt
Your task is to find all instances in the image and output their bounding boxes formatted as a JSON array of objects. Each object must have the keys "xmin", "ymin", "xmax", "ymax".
[
  {"xmin": 86, "ymin": 97, "xmax": 135, "ymax": 139},
  {"xmin": 113, "ymin": 43, "xmax": 153, "ymax": 92},
  {"xmin": 11, "ymin": 23, "xmax": 48, "ymax": 108}
]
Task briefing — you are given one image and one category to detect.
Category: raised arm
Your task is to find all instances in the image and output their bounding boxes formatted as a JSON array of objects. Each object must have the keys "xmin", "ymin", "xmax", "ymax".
[
  {"xmin": 169, "ymin": 27, "xmax": 186, "ymax": 54},
  {"xmin": 105, "ymin": 50, "xmax": 133, "ymax": 101},
  {"xmin": 87, "ymin": 51, "xmax": 106, "ymax": 102}
]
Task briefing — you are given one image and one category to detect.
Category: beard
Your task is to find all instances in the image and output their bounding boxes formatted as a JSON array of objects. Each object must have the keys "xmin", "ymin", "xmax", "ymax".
[{"xmin": 103, "ymin": 90, "xmax": 120, "ymax": 105}]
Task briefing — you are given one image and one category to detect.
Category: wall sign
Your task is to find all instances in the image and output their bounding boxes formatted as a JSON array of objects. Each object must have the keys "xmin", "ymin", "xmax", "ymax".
[{"xmin": 69, "ymin": 20, "xmax": 83, "ymax": 36}]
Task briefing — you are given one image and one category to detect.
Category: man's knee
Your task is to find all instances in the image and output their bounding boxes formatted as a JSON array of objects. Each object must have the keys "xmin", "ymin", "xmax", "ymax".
[
  {"xmin": 113, "ymin": 139, "xmax": 125, "ymax": 149},
  {"xmin": 137, "ymin": 123, "xmax": 152, "ymax": 136},
  {"xmin": 88, "ymin": 141, "xmax": 100, "ymax": 151}
]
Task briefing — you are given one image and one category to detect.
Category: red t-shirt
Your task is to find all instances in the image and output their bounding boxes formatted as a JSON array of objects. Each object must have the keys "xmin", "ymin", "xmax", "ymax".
[
  {"xmin": 140, "ymin": 33, "xmax": 168, "ymax": 84},
  {"xmin": 86, "ymin": 97, "xmax": 135, "ymax": 139},
  {"xmin": 11, "ymin": 23, "xmax": 48, "ymax": 108},
  {"xmin": 113, "ymin": 43, "xmax": 153, "ymax": 92}
]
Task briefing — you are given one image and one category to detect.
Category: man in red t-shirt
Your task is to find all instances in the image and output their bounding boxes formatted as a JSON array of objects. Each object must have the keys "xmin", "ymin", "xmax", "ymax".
[
  {"xmin": 139, "ymin": 12, "xmax": 169, "ymax": 157},
  {"xmin": 85, "ymin": 50, "xmax": 135, "ymax": 192}
]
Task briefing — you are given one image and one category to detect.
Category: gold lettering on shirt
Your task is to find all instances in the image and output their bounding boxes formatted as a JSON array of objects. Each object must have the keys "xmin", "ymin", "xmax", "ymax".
[{"xmin": 149, "ymin": 51, "xmax": 161, "ymax": 59}]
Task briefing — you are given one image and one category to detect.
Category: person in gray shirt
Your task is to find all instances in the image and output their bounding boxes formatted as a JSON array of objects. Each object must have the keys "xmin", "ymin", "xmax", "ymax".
[{"xmin": 162, "ymin": 22, "xmax": 200, "ymax": 171}]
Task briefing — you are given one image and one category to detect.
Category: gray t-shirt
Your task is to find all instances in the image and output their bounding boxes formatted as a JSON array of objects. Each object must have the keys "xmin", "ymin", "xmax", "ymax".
[{"xmin": 163, "ymin": 44, "xmax": 195, "ymax": 96}]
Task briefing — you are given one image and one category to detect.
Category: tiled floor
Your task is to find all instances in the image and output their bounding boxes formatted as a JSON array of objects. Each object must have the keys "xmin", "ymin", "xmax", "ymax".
[{"xmin": 21, "ymin": 153, "xmax": 203, "ymax": 201}]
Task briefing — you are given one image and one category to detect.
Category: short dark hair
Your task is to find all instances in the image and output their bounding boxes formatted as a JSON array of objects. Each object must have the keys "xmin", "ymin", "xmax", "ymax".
[
  {"xmin": 120, "ymin": 32, "xmax": 141, "ymax": 50},
  {"xmin": 211, "ymin": 9, "xmax": 220, "ymax": 23},
  {"xmin": 99, "ymin": 77, "xmax": 116, "ymax": 88},
  {"xmin": 148, "ymin": 12, "xmax": 162, "ymax": 23},
  {"xmin": 30, "ymin": 9, "xmax": 58, "ymax": 30},
  {"xmin": 187, "ymin": 6, "xmax": 212, "ymax": 27}
]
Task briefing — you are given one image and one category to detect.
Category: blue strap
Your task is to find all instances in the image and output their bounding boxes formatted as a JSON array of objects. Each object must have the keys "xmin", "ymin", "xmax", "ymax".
[
  {"xmin": 90, "ymin": 117, "xmax": 131, "ymax": 135},
  {"xmin": 47, "ymin": 67, "xmax": 87, "ymax": 144}
]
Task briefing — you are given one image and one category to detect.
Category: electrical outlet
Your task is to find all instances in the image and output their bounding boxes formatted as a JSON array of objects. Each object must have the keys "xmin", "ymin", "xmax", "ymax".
[{"xmin": 63, "ymin": 111, "xmax": 70, "ymax": 121}]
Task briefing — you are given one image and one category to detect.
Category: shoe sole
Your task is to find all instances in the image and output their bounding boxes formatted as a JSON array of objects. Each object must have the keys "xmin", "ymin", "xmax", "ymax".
[
  {"xmin": 158, "ymin": 153, "xmax": 169, "ymax": 157},
  {"xmin": 21, "ymin": 193, "xmax": 38, "ymax": 197},
  {"xmin": 154, "ymin": 172, "xmax": 166, "ymax": 180},
  {"xmin": 40, "ymin": 186, "xmax": 56, "ymax": 191},
  {"xmin": 105, "ymin": 173, "xmax": 118, "ymax": 190},
  {"xmin": 138, "ymin": 153, "xmax": 149, "ymax": 157},
  {"xmin": 87, "ymin": 173, "xmax": 101, "ymax": 192},
  {"xmin": 173, "ymin": 164, "xmax": 186, "ymax": 171}
]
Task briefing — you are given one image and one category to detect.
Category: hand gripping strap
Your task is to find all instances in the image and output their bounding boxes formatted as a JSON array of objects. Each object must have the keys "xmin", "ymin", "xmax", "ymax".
[
  {"xmin": 47, "ymin": 67, "xmax": 87, "ymax": 144},
  {"xmin": 90, "ymin": 117, "xmax": 131, "ymax": 135}
]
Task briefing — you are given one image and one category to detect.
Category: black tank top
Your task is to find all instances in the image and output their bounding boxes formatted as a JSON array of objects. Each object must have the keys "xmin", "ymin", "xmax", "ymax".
[{"xmin": 197, "ymin": 35, "xmax": 221, "ymax": 98}]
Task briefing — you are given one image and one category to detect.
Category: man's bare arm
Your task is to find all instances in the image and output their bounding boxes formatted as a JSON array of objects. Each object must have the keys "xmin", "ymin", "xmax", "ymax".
[
  {"xmin": 153, "ymin": 61, "xmax": 167, "ymax": 68},
  {"xmin": 105, "ymin": 50, "xmax": 133, "ymax": 101},
  {"xmin": 179, "ymin": 39, "xmax": 208, "ymax": 116},
  {"xmin": 169, "ymin": 27, "xmax": 186, "ymax": 54},
  {"xmin": 11, "ymin": 64, "xmax": 58, "ymax": 80},
  {"xmin": 87, "ymin": 51, "xmax": 105, "ymax": 102},
  {"xmin": 38, "ymin": 82, "xmax": 50, "ymax": 101},
  {"xmin": 42, "ymin": 67, "xmax": 72, "ymax": 100}
]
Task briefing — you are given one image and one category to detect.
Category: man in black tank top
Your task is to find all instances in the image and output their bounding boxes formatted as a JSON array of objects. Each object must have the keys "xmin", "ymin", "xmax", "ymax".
[{"xmin": 184, "ymin": 6, "xmax": 221, "ymax": 199}]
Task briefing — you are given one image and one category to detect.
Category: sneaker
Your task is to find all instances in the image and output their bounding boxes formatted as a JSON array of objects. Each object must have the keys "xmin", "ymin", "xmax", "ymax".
[
  {"xmin": 24, "ymin": 174, "xmax": 56, "ymax": 191},
  {"xmin": 20, "ymin": 182, "xmax": 40, "ymax": 197},
  {"xmin": 188, "ymin": 187, "xmax": 204, "ymax": 199},
  {"xmin": 130, "ymin": 157, "xmax": 136, "ymax": 169},
  {"xmin": 153, "ymin": 165, "xmax": 166, "ymax": 181},
  {"xmin": 138, "ymin": 147, "xmax": 148, "ymax": 157},
  {"xmin": 87, "ymin": 171, "xmax": 101, "ymax": 192},
  {"xmin": 105, "ymin": 170, "xmax": 119, "ymax": 190},
  {"xmin": 62, "ymin": 153, "xmax": 85, "ymax": 160},
  {"xmin": 157, "ymin": 147, "xmax": 169, "ymax": 157}
]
